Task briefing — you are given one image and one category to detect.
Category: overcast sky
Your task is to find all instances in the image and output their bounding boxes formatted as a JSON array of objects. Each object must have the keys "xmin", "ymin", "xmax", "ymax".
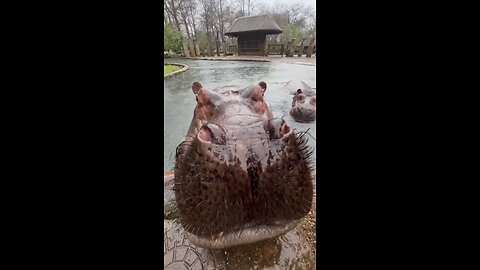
[{"xmin": 255, "ymin": 0, "xmax": 316, "ymax": 10}]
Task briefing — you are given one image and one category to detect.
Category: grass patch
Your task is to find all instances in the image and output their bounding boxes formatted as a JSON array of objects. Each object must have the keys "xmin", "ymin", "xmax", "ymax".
[{"xmin": 164, "ymin": 65, "xmax": 182, "ymax": 77}]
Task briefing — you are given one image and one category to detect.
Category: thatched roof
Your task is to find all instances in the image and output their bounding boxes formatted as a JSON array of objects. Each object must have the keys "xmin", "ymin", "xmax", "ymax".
[{"xmin": 225, "ymin": 15, "xmax": 283, "ymax": 37}]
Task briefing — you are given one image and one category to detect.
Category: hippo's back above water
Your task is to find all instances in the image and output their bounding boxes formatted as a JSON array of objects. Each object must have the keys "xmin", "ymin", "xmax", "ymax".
[{"xmin": 282, "ymin": 80, "xmax": 316, "ymax": 96}]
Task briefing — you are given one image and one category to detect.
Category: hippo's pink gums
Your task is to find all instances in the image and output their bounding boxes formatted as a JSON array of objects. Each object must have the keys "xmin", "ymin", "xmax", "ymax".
[{"xmin": 174, "ymin": 81, "xmax": 314, "ymax": 249}]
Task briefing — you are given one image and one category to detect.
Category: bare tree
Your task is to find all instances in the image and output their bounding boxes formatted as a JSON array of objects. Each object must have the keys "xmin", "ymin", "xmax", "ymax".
[
  {"xmin": 218, "ymin": 0, "xmax": 227, "ymax": 55},
  {"xmin": 186, "ymin": 0, "xmax": 201, "ymax": 56},
  {"xmin": 199, "ymin": 0, "xmax": 215, "ymax": 56},
  {"xmin": 178, "ymin": 0, "xmax": 197, "ymax": 56},
  {"xmin": 165, "ymin": 0, "xmax": 190, "ymax": 57},
  {"xmin": 164, "ymin": 0, "xmax": 316, "ymax": 56},
  {"xmin": 246, "ymin": 0, "xmax": 256, "ymax": 16},
  {"xmin": 164, "ymin": 0, "xmax": 182, "ymax": 31}
]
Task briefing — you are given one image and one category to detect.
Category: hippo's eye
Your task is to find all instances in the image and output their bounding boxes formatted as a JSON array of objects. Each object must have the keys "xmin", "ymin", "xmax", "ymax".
[{"xmin": 198, "ymin": 124, "xmax": 226, "ymax": 145}]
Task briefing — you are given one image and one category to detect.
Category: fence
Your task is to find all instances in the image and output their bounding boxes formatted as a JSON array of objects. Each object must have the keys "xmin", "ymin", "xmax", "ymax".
[
  {"xmin": 225, "ymin": 40, "xmax": 315, "ymax": 57},
  {"xmin": 266, "ymin": 44, "xmax": 285, "ymax": 56},
  {"xmin": 226, "ymin": 44, "xmax": 238, "ymax": 55}
]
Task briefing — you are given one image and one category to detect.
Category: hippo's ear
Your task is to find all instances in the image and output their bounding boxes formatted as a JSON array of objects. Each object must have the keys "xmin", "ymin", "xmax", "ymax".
[
  {"xmin": 241, "ymin": 84, "xmax": 264, "ymax": 101},
  {"xmin": 259, "ymin": 81, "xmax": 267, "ymax": 92},
  {"xmin": 192, "ymin": 82, "xmax": 223, "ymax": 105},
  {"xmin": 192, "ymin": 82, "xmax": 203, "ymax": 94}
]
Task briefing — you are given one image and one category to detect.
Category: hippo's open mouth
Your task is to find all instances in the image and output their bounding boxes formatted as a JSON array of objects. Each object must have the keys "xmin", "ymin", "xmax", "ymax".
[{"xmin": 174, "ymin": 82, "xmax": 314, "ymax": 249}]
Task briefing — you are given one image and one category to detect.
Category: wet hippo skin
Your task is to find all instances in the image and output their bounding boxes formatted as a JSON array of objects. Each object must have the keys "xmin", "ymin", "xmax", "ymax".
[{"xmin": 282, "ymin": 80, "xmax": 316, "ymax": 123}]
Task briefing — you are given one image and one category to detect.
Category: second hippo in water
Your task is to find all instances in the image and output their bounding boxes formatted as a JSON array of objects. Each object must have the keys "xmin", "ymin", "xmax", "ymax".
[
  {"xmin": 173, "ymin": 81, "xmax": 314, "ymax": 250},
  {"xmin": 282, "ymin": 80, "xmax": 317, "ymax": 123}
]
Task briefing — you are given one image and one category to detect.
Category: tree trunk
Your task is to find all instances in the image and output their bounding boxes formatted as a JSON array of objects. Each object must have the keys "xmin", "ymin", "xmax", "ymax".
[
  {"xmin": 215, "ymin": 30, "xmax": 220, "ymax": 56},
  {"xmin": 218, "ymin": 0, "xmax": 227, "ymax": 56},
  {"xmin": 286, "ymin": 38, "xmax": 295, "ymax": 57},
  {"xmin": 166, "ymin": 0, "xmax": 182, "ymax": 32},
  {"xmin": 188, "ymin": 39, "xmax": 196, "ymax": 57},
  {"xmin": 205, "ymin": 22, "xmax": 213, "ymax": 56},
  {"xmin": 179, "ymin": 3, "xmax": 196, "ymax": 57},
  {"xmin": 201, "ymin": 0, "xmax": 214, "ymax": 57},
  {"xmin": 182, "ymin": 37, "xmax": 190, "ymax": 57},
  {"xmin": 195, "ymin": 40, "xmax": 201, "ymax": 56},
  {"xmin": 188, "ymin": 2, "xmax": 200, "ymax": 57}
]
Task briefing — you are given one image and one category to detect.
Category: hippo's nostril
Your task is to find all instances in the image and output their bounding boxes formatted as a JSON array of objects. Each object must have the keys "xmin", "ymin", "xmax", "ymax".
[
  {"xmin": 198, "ymin": 126, "xmax": 213, "ymax": 142},
  {"xmin": 264, "ymin": 118, "xmax": 291, "ymax": 140},
  {"xmin": 198, "ymin": 124, "xmax": 226, "ymax": 145},
  {"xmin": 280, "ymin": 121, "xmax": 290, "ymax": 135}
]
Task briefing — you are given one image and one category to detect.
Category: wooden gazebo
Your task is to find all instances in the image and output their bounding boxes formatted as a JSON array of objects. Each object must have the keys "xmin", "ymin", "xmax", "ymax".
[{"xmin": 225, "ymin": 15, "xmax": 282, "ymax": 56}]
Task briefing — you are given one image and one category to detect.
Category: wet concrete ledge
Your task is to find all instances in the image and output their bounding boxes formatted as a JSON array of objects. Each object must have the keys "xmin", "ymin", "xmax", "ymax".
[
  {"xmin": 185, "ymin": 56, "xmax": 270, "ymax": 62},
  {"xmin": 181, "ymin": 55, "xmax": 316, "ymax": 66},
  {"xmin": 164, "ymin": 63, "xmax": 189, "ymax": 78}
]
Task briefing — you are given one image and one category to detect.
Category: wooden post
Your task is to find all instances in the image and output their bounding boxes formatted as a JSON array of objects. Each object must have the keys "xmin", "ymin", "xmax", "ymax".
[
  {"xmin": 286, "ymin": 38, "xmax": 295, "ymax": 57},
  {"xmin": 306, "ymin": 38, "xmax": 315, "ymax": 58},
  {"xmin": 297, "ymin": 39, "xmax": 304, "ymax": 57}
]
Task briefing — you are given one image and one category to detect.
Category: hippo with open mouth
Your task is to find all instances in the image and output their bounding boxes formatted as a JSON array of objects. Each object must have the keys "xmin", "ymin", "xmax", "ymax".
[
  {"xmin": 282, "ymin": 80, "xmax": 316, "ymax": 123},
  {"xmin": 171, "ymin": 81, "xmax": 314, "ymax": 250}
]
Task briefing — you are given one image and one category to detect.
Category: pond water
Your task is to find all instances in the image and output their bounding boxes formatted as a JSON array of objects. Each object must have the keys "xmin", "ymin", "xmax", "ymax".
[{"xmin": 163, "ymin": 59, "xmax": 316, "ymax": 173}]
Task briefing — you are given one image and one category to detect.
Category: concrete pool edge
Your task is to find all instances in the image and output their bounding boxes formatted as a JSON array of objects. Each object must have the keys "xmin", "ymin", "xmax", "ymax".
[
  {"xmin": 166, "ymin": 56, "xmax": 316, "ymax": 66},
  {"xmin": 164, "ymin": 63, "xmax": 190, "ymax": 78},
  {"xmin": 184, "ymin": 56, "xmax": 271, "ymax": 62}
]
